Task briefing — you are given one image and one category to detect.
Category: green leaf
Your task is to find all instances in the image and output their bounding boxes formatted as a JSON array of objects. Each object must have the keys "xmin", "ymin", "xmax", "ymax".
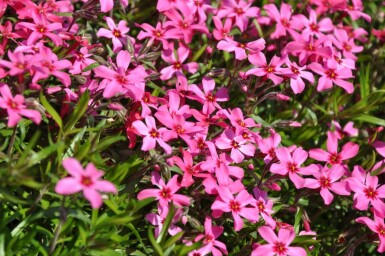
[
  {"xmin": 94, "ymin": 135, "xmax": 126, "ymax": 152},
  {"xmin": 40, "ymin": 91, "xmax": 63, "ymax": 129},
  {"xmin": 294, "ymin": 207, "xmax": 303, "ymax": 234},
  {"xmin": 64, "ymin": 91, "xmax": 90, "ymax": 135},
  {"xmin": 82, "ymin": 62, "xmax": 100, "ymax": 73},
  {"xmin": 95, "ymin": 214, "xmax": 140, "ymax": 228},
  {"xmin": 192, "ymin": 44, "xmax": 207, "ymax": 62},
  {"xmin": 157, "ymin": 204, "xmax": 175, "ymax": 244},
  {"xmin": 162, "ymin": 231, "xmax": 184, "ymax": 251},
  {"xmin": 175, "ymin": 241, "xmax": 202, "ymax": 255},
  {"xmin": 148, "ymin": 227, "xmax": 164, "ymax": 256},
  {"xmin": 353, "ymin": 114, "xmax": 385, "ymax": 126}
]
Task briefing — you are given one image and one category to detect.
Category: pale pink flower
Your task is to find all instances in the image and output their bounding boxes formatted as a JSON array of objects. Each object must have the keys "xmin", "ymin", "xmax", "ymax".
[
  {"xmin": 356, "ymin": 215, "xmax": 385, "ymax": 253},
  {"xmin": 194, "ymin": 216, "xmax": 228, "ymax": 256},
  {"xmin": 217, "ymin": 37, "xmax": 265, "ymax": 60},
  {"xmin": 96, "ymin": 17, "xmax": 132, "ymax": 52}
]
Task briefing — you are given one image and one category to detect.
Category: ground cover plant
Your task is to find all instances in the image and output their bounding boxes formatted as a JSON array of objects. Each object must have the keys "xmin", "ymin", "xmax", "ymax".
[{"xmin": 1, "ymin": 0, "xmax": 385, "ymax": 255}]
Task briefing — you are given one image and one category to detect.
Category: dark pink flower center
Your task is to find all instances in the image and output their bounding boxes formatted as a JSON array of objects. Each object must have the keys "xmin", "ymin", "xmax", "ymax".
[
  {"xmin": 81, "ymin": 176, "xmax": 93, "ymax": 186},
  {"xmin": 257, "ymin": 201, "xmax": 265, "ymax": 211},
  {"xmin": 273, "ymin": 242, "xmax": 288, "ymax": 255},
  {"xmin": 173, "ymin": 62, "xmax": 182, "ymax": 70},
  {"xmin": 115, "ymin": 75, "xmax": 128, "ymax": 85},
  {"xmin": 231, "ymin": 140, "xmax": 240, "ymax": 149},
  {"xmin": 113, "ymin": 29, "xmax": 122, "ymax": 38},
  {"xmin": 149, "ymin": 128, "xmax": 159, "ymax": 138},
  {"xmin": 319, "ymin": 176, "xmax": 331, "ymax": 188},
  {"xmin": 229, "ymin": 200, "xmax": 241, "ymax": 212},
  {"xmin": 364, "ymin": 187, "xmax": 378, "ymax": 199},
  {"xmin": 268, "ymin": 147, "xmax": 276, "ymax": 158},
  {"xmin": 328, "ymin": 152, "xmax": 341, "ymax": 165},
  {"xmin": 265, "ymin": 65, "xmax": 275, "ymax": 73},
  {"xmin": 234, "ymin": 7, "xmax": 244, "ymax": 15},
  {"xmin": 174, "ymin": 125, "xmax": 185, "ymax": 134},
  {"xmin": 326, "ymin": 69, "xmax": 337, "ymax": 80},
  {"xmin": 160, "ymin": 187, "xmax": 172, "ymax": 199},
  {"xmin": 310, "ymin": 23, "xmax": 318, "ymax": 32},
  {"xmin": 287, "ymin": 162, "xmax": 299, "ymax": 173},
  {"xmin": 206, "ymin": 92, "xmax": 216, "ymax": 102},
  {"xmin": 377, "ymin": 225, "xmax": 385, "ymax": 237},
  {"xmin": 280, "ymin": 18, "xmax": 290, "ymax": 28},
  {"xmin": 7, "ymin": 100, "xmax": 18, "ymax": 109},
  {"xmin": 204, "ymin": 234, "xmax": 213, "ymax": 243}
]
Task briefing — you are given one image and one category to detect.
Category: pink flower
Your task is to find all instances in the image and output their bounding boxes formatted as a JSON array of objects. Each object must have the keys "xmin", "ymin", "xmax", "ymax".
[
  {"xmin": 212, "ymin": 17, "xmax": 233, "ymax": 41},
  {"xmin": 100, "ymin": 0, "xmax": 128, "ymax": 12},
  {"xmin": 136, "ymin": 22, "xmax": 180, "ymax": 49},
  {"xmin": 132, "ymin": 116, "xmax": 172, "ymax": 154},
  {"xmin": 285, "ymin": 32, "xmax": 332, "ymax": 65},
  {"xmin": 281, "ymin": 59, "xmax": 314, "ymax": 94},
  {"xmin": 16, "ymin": 20, "xmax": 63, "ymax": 46},
  {"xmin": 304, "ymin": 165, "xmax": 350, "ymax": 205},
  {"xmin": 246, "ymin": 53, "xmax": 285, "ymax": 85},
  {"xmin": 146, "ymin": 205, "xmax": 183, "ymax": 238},
  {"xmin": 331, "ymin": 121, "xmax": 358, "ymax": 139},
  {"xmin": 211, "ymin": 187, "xmax": 258, "ymax": 231},
  {"xmin": 217, "ymin": 37, "xmax": 265, "ymax": 60},
  {"xmin": 189, "ymin": 77, "xmax": 229, "ymax": 114},
  {"xmin": 345, "ymin": 0, "xmax": 371, "ymax": 22},
  {"xmin": 96, "ymin": 17, "xmax": 132, "ymax": 52},
  {"xmin": 331, "ymin": 29, "xmax": 363, "ymax": 60},
  {"xmin": 55, "ymin": 158, "xmax": 117, "ymax": 209},
  {"xmin": 356, "ymin": 215, "xmax": 385, "ymax": 253},
  {"xmin": 160, "ymin": 43, "xmax": 198, "ymax": 80},
  {"xmin": 216, "ymin": 0, "xmax": 260, "ymax": 32},
  {"xmin": 291, "ymin": 9, "xmax": 334, "ymax": 38},
  {"xmin": 137, "ymin": 172, "xmax": 190, "ymax": 208},
  {"xmin": 0, "ymin": 84, "xmax": 41, "ymax": 127},
  {"xmin": 347, "ymin": 166, "xmax": 385, "ymax": 216},
  {"xmin": 309, "ymin": 131, "xmax": 359, "ymax": 165},
  {"xmin": 309, "ymin": 59, "xmax": 354, "ymax": 93},
  {"xmin": 270, "ymin": 147, "xmax": 317, "ymax": 189},
  {"xmin": 215, "ymin": 129, "xmax": 256, "ymax": 164},
  {"xmin": 194, "ymin": 216, "xmax": 228, "ymax": 256},
  {"xmin": 264, "ymin": 3, "xmax": 294, "ymax": 39},
  {"xmin": 94, "ymin": 50, "xmax": 147, "ymax": 99},
  {"xmin": 252, "ymin": 226, "xmax": 307, "ymax": 256},
  {"xmin": 257, "ymin": 131, "xmax": 281, "ymax": 163},
  {"xmin": 253, "ymin": 188, "xmax": 276, "ymax": 229}
]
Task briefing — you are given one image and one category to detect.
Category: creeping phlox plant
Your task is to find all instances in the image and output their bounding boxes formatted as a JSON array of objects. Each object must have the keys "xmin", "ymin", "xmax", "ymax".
[{"xmin": 1, "ymin": 0, "xmax": 385, "ymax": 255}]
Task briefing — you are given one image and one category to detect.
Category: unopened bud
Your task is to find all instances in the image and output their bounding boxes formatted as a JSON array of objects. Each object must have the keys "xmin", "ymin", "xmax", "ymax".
[
  {"xmin": 146, "ymin": 72, "xmax": 161, "ymax": 81},
  {"xmin": 187, "ymin": 216, "xmax": 204, "ymax": 232},
  {"xmin": 207, "ymin": 68, "xmax": 229, "ymax": 78},
  {"xmin": 74, "ymin": 75, "xmax": 87, "ymax": 84},
  {"xmin": 90, "ymin": 46, "xmax": 104, "ymax": 55},
  {"xmin": 141, "ymin": 52, "xmax": 161, "ymax": 62}
]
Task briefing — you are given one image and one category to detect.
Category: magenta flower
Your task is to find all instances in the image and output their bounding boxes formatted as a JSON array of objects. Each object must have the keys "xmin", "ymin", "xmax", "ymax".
[
  {"xmin": 285, "ymin": 32, "xmax": 332, "ymax": 66},
  {"xmin": 16, "ymin": 20, "xmax": 63, "ymax": 46},
  {"xmin": 94, "ymin": 50, "xmax": 147, "ymax": 99},
  {"xmin": 346, "ymin": 0, "xmax": 371, "ymax": 22},
  {"xmin": 216, "ymin": 0, "xmax": 260, "ymax": 32},
  {"xmin": 347, "ymin": 166, "xmax": 385, "ymax": 216},
  {"xmin": 137, "ymin": 172, "xmax": 190, "ymax": 208},
  {"xmin": 0, "ymin": 50, "xmax": 36, "ymax": 76},
  {"xmin": 257, "ymin": 131, "xmax": 281, "ymax": 163},
  {"xmin": 100, "ymin": 0, "xmax": 128, "ymax": 12},
  {"xmin": 309, "ymin": 131, "xmax": 359, "ymax": 166},
  {"xmin": 132, "ymin": 116, "xmax": 172, "ymax": 154},
  {"xmin": 189, "ymin": 77, "xmax": 229, "ymax": 114},
  {"xmin": 55, "ymin": 158, "xmax": 117, "ymax": 209},
  {"xmin": 281, "ymin": 59, "xmax": 314, "ymax": 94},
  {"xmin": 163, "ymin": 6, "xmax": 208, "ymax": 44},
  {"xmin": 356, "ymin": 214, "xmax": 385, "ymax": 253},
  {"xmin": 253, "ymin": 188, "xmax": 276, "ymax": 229},
  {"xmin": 270, "ymin": 147, "xmax": 317, "ymax": 189},
  {"xmin": 212, "ymin": 17, "xmax": 233, "ymax": 41},
  {"xmin": 331, "ymin": 121, "xmax": 358, "ymax": 139},
  {"xmin": 264, "ymin": 3, "xmax": 294, "ymax": 39},
  {"xmin": 69, "ymin": 47, "xmax": 96, "ymax": 75},
  {"xmin": 291, "ymin": 9, "xmax": 334, "ymax": 38},
  {"xmin": 32, "ymin": 46, "xmax": 72, "ymax": 87},
  {"xmin": 304, "ymin": 165, "xmax": 350, "ymax": 205},
  {"xmin": 247, "ymin": 53, "xmax": 285, "ymax": 85},
  {"xmin": 96, "ymin": 17, "xmax": 131, "ymax": 52},
  {"xmin": 308, "ymin": 59, "xmax": 354, "ymax": 93},
  {"xmin": 215, "ymin": 129, "xmax": 255, "ymax": 164},
  {"xmin": 136, "ymin": 22, "xmax": 180, "ymax": 49},
  {"xmin": 252, "ymin": 226, "xmax": 306, "ymax": 256},
  {"xmin": 211, "ymin": 187, "xmax": 258, "ymax": 231},
  {"xmin": 331, "ymin": 29, "xmax": 364, "ymax": 60},
  {"xmin": 217, "ymin": 37, "xmax": 265, "ymax": 60},
  {"xmin": 194, "ymin": 216, "xmax": 228, "ymax": 256},
  {"xmin": 0, "ymin": 84, "xmax": 41, "ymax": 127},
  {"xmin": 160, "ymin": 43, "xmax": 198, "ymax": 80}
]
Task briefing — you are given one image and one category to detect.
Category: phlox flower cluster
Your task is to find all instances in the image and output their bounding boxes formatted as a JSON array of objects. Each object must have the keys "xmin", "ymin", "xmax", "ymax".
[{"xmin": 1, "ymin": 0, "xmax": 384, "ymax": 254}]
